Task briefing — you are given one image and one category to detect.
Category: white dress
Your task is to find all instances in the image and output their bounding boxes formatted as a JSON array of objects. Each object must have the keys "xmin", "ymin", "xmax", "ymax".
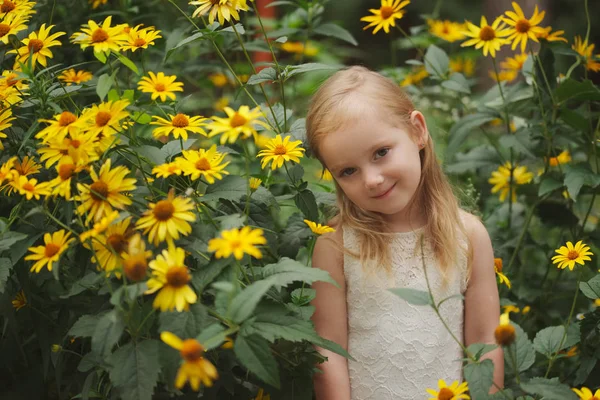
[{"xmin": 343, "ymin": 226, "xmax": 469, "ymax": 400}]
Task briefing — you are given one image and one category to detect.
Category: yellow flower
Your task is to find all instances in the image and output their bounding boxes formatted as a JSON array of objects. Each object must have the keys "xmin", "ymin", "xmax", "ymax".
[
  {"xmin": 190, "ymin": 0, "xmax": 243, "ymax": 26},
  {"xmin": 208, "ymin": 72, "xmax": 228, "ymax": 87},
  {"xmin": 136, "ymin": 190, "xmax": 196, "ymax": 246},
  {"xmin": 360, "ymin": 0, "xmax": 410, "ymax": 35},
  {"xmin": 0, "ymin": 156, "xmax": 17, "ymax": 185},
  {"xmin": 70, "ymin": 16, "xmax": 128, "ymax": 54},
  {"xmin": 427, "ymin": 19, "xmax": 466, "ymax": 43},
  {"xmin": 36, "ymin": 110, "xmax": 89, "ymax": 143},
  {"xmin": 502, "ymin": 305, "xmax": 520, "ymax": 314},
  {"xmin": 213, "ymin": 96, "xmax": 229, "ymax": 112},
  {"xmin": 145, "ymin": 247, "xmax": 198, "ymax": 312},
  {"xmin": 13, "ymin": 175, "xmax": 51, "ymax": 200},
  {"xmin": 522, "ymin": 305, "xmax": 530, "ymax": 314},
  {"xmin": 0, "ymin": 83, "xmax": 23, "ymax": 108},
  {"xmin": 318, "ymin": 168, "xmax": 333, "ymax": 181},
  {"xmin": 502, "ymin": 2, "xmax": 546, "ymax": 52},
  {"xmin": 0, "ymin": 11, "xmax": 29, "ymax": 44},
  {"xmin": 494, "ymin": 258, "xmax": 511, "ymax": 289},
  {"xmin": 488, "ymin": 162, "xmax": 533, "ymax": 203},
  {"xmin": 0, "ymin": 108, "xmax": 16, "ymax": 150},
  {"xmin": 400, "ymin": 66, "xmax": 429, "ymax": 87},
  {"xmin": 0, "ymin": 69, "xmax": 29, "ymax": 92},
  {"xmin": 151, "ymin": 113, "xmax": 207, "ymax": 141},
  {"xmin": 426, "ymin": 379, "xmax": 470, "ymax": 400},
  {"xmin": 280, "ymin": 41, "xmax": 319, "ymax": 57},
  {"xmin": 177, "ymin": 145, "xmax": 230, "ymax": 184},
  {"xmin": 25, "ymin": 230, "xmax": 74, "ymax": 273},
  {"xmin": 76, "ymin": 159, "xmax": 137, "ymax": 222},
  {"xmin": 9, "ymin": 23, "xmax": 65, "ymax": 70},
  {"xmin": 449, "ymin": 57, "xmax": 475, "ymax": 77},
  {"xmin": 552, "ymin": 240, "xmax": 593, "ymax": 271},
  {"xmin": 38, "ymin": 130, "xmax": 99, "ymax": 168},
  {"xmin": 80, "ymin": 209, "xmax": 120, "ymax": 242},
  {"xmin": 494, "ymin": 312, "xmax": 516, "ymax": 346},
  {"xmin": 257, "ymin": 134, "xmax": 305, "ymax": 170},
  {"xmin": 0, "ymin": 0, "xmax": 36, "ymax": 18},
  {"xmin": 254, "ymin": 388, "xmax": 271, "ymax": 400},
  {"xmin": 548, "ymin": 150, "xmax": 571, "ymax": 167},
  {"xmin": 160, "ymin": 332, "xmax": 218, "ymax": 390},
  {"xmin": 12, "ymin": 290, "xmax": 27, "ymax": 311},
  {"xmin": 489, "ymin": 68, "xmax": 519, "ymax": 83},
  {"xmin": 207, "ymin": 105, "xmax": 269, "ymax": 145},
  {"xmin": 572, "ymin": 387, "xmax": 600, "ymax": 400},
  {"xmin": 58, "ymin": 69, "xmax": 93, "ymax": 85},
  {"xmin": 249, "ymin": 177, "xmax": 262, "ymax": 191},
  {"xmin": 572, "ymin": 36, "xmax": 600, "ymax": 73},
  {"xmin": 13, "ymin": 156, "xmax": 41, "ymax": 177},
  {"xmin": 304, "ymin": 220, "xmax": 335, "ymax": 235},
  {"xmin": 152, "ymin": 162, "xmax": 182, "ymax": 179},
  {"xmin": 461, "ymin": 16, "xmax": 511, "ymax": 58},
  {"xmin": 120, "ymin": 24, "xmax": 162, "ymax": 52},
  {"xmin": 221, "ymin": 337, "xmax": 234, "ymax": 349},
  {"xmin": 500, "ymin": 53, "xmax": 528, "ymax": 74},
  {"xmin": 138, "ymin": 71, "xmax": 184, "ymax": 102},
  {"xmin": 536, "ymin": 26, "xmax": 567, "ymax": 43},
  {"xmin": 208, "ymin": 226, "xmax": 267, "ymax": 260},
  {"xmin": 89, "ymin": 216, "xmax": 133, "ymax": 276},
  {"xmin": 89, "ymin": 0, "xmax": 108, "ymax": 8},
  {"xmin": 122, "ymin": 233, "xmax": 152, "ymax": 282}
]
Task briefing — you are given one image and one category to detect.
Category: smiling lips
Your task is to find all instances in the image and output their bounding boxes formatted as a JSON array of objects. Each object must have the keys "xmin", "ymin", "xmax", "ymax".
[{"xmin": 372, "ymin": 183, "xmax": 396, "ymax": 199}]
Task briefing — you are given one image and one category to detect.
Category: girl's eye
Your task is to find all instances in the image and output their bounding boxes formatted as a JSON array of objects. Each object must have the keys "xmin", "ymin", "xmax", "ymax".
[
  {"xmin": 340, "ymin": 167, "xmax": 356, "ymax": 177},
  {"xmin": 375, "ymin": 148, "xmax": 389, "ymax": 159}
]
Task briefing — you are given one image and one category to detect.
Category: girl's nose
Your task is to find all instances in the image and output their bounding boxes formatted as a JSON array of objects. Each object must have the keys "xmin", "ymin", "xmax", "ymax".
[{"xmin": 364, "ymin": 171, "xmax": 384, "ymax": 189}]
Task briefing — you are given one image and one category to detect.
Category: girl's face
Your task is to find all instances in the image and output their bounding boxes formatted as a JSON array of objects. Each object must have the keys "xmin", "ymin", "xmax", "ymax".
[{"xmin": 319, "ymin": 110, "xmax": 428, "ymax": 229}]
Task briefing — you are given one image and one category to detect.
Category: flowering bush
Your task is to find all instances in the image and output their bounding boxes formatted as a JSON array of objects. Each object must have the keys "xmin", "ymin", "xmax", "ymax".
[{"xmin": 0, "ymin": 0, "xmax": 599, "ymax": 399}]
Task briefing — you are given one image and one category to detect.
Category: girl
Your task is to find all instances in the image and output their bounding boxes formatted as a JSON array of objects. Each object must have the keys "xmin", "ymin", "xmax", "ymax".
[{"xmin": 306, "ymin": 66, "xmax": 504, "ymax": 399}]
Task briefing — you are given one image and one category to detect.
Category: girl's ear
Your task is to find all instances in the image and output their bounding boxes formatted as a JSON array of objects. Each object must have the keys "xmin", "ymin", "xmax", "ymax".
[{"xmin": 409, "ymin": 110, "xmax": 429, "ymax": 147}]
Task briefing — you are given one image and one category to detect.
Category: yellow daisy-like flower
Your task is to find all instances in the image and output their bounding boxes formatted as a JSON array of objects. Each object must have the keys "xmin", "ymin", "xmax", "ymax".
[
  {"xmin": 213, "ymin": 96, "xmax": 229, "ymax": 112},
  {"xmin": 551, "ymin": 240, "xmax": 593, "ymax": 271},
  {"xmin": 145, "ymin": 246, "xmax": 198, "ymax": 312},
  {"xmin": 427, "ymin": 19, "xmax": 466, "ymax": 43},
  {"xmin": 47, "ymin": 156, "xmax": 83, "ymax": 200},
  {"xmin": 70, "ymin": 16, "xmax": 128, "ymax": 54},
  {"xmin": 138, "ymin": 71, "xmax": 184, "ymax": 102},
  {"xmin": 0, "ymin": 69, "xmax": 29, "ymax": 92},
  {"xmin": 13, "ymin": 156, "xmax": 41, "ymax": 177},
  {"xmin": 160, "ymin": 332, "xmax": 219, "ymax": 390},
  {"xmin": 0, "ymin": 0, "xmax": 36, "ymax": 18},
  {"xmin": 208, "ymin": 72, "xmax": 228, "ymax": 87},
  {"xmin": 500, "ymin": 53, "xmax": 528, "ymax": 74},
  {"xmin": 13, "ymin": 175, "xmax": 51, "ymax": 200},
  {"xmin": 58, "ymin": 69, "xmax": 93, "ymax": 85},
  {"xmin": 495, "ymin": 312, "xmax": 516, "ymax": 346},
  {"xmin": 461, "ymin": 16, "xmax": 511, "ymax": 58},
  {"xmin": 502, "ymin": 2, "xmax": 546, "ymax": 52},
  {"xmin": 0, "ymin": 107, "xmax": 15, "ymax": 150},
  {"xmin": 207, "ymin": 105, "xmax": 269, "ymax": 145},
  {"xmin": 360, "ymin": 0, "xmax": 410, "ymax": 35},
  {"xmin": 494, "ymin": 258, "xmax": 511, "ymax": 289},
  {"xmin": 249, "ymin": 177, "xmax": 262, "ymax": 191},
  {"xmin": 257, "ymin": 134, "xmax": 305, "ymax": 170},
  {"xmin": 536, "ymin": 26, "xmax": 567, "ymax": 43},
  {"xmin": 90, "ymin": 216, "xmax": 133, "ymax": 276},
  {"xmin": 317, "ymin": 168, "xmax": 333, "ymax": 181},
  {"xmin": 548, "ymin": 150, "xmax": 571, "ymax": 167},
  {"xmin": 208, "ymin": 226, "xmax": 266, "ymax": 260},
  {"xmin": 152, "ymin": 162, "xmax": 183, "ymax": 179},
  {"xmin": 12, "ymin": 290, "xmax": 27, "ymax": 310},
  {"xmin": 190, "ymin": 0, "xmax": 241, "ymax": 26},
  {"xmin": 400, "ymin": 66, "xmax": 429, "ymax": 87},
  {"xmin": 120, "ymin": 24, "xmax": 162, "ymax": 52},
  {"xmin": 25, "ymin": 230, "xmax": 74, "ymax": 273},
  {"xmin": 503, "ymin": 305, "xmax": 521, "ymax": 314},
  {"xmin": 136, "ymin": 190, "xmax": 196, "ymax": 246},
  {"xmin": 80, "ymin": 209, "xmax": 120, "ymax": 242},
  {"xmin": 76, "ymin": 159, "xmax": 137, "ymax": 222},
  {"xmin": 81, "ymin": 99, "xmax": 130, "ymax": 139},
  {"xmin": 304, "ymin": 219, "xmax": 335, "ymax": 235},
  {"xmin": 0, "ymin": 156, "xmax": 17, "ymax": 185},
  {"xmin": 38, "ymin": 130, "xmax": 99, "ymax": 168},
  {"xmin": 122, "ymin": 233, "xmax": 152, "ymax": 282},
  {"xmin": 426, "ymin": 379, "xmax": 470, "ymax": 400},
  {"xmin": 9, "ymin": 23, "xmax": 65, "ymax": 70},
  {"xmin": 489, "ymin": 68, "xmax": 519, "ymax": 83},
  {"xmin": 36, "ymin": 110, "xmax": 89, "ymax": 143},
  {"xmin": 151, "ymin": 113, "xmax": 207, "ymax": 141},
  {"xmin": 572, "ymin": 36, "xmax": 600, "ymax": 73},
  {"xmin": 254, "ymin": 388, "xmax": 270, "ymax": 400},
  {"xmin": 0, "ymin": 11, "xmax": 29, "ymax": 44},
  {"xmin": 89, "ymin": 0, "xmax": 108, "ymax": 9},
  {"xmin": 449, "ymin": 57, "xmax": 475, "ymax": 77},
  {"xmin": 572, "ymin": 387, "xmax": 600, "ymax": 400},
  {"xmin": 280, "ymin": 41, "xmax": 319, "ymax": 57},
  {"xmin": 488, "ymin": 162, "xmax": 533, "ymax": 203},
  {"xmin": 177, "ymin": 145, "xmax": 230, "ymax": 184}
]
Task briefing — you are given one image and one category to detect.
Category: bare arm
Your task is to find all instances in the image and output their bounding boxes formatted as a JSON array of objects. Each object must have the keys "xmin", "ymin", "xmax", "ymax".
[
  {"xmin": 311, "ymin": 228, "xmax": 351, "ymax": 400},
  {"xmin": 463, "ymin": 213, "xmax": 505, "ymax": 393}
]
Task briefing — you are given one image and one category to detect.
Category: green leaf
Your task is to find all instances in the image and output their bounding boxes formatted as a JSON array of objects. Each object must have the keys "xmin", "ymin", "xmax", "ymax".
[
  {"xmin": 234, "ymin": 334, "xmax": 280, "ymax": 388},
  {"xmin": 92, "ymin": 309, "xmax": 125, "ymax": 357},
  {"xmin": 441, "ymin": 72, "xmax": 470, "ymax": 93},
  {"xmin": 294, "ymin": 189, "xmax": 319, "ymax": 221},
  {"xmin": 259, "ymin": 257, "xmax": 338, "ymax": 288},
  {"xmin": 446, "ymin": 113, "xmax": 498, "ymax": 157},
  {"xmin": 192, "ymin": 259, "xmax": 231, "ymax": 292},
  {"xmin": 161, "ymin": 139, "xmax": 197, "ymax": 159},
  {"xmin": 313, "ymin": 23, "xmax": 357, "ymax": 45},
  {"xmin": 499, "ymin": 131, "xmax": 536, "ymax": 158},
  {"xmin": 202, "ymin": 175, "xmax": 247, "ymax": 202},
  {"xmin": 533, "ymin": 325, "xmax": 566, "ymax": 358},
  {"xmin": 0, "ymin": 231, "xmax": 28, "ymax": 252},
  {"xmin": 132, "ymin": 145, "xmax": 165, "ymax": 165},
  {"xmin": 109, "ymin": 340, "xmax": 160, "ymax": 400},
  {"xmin": 94, "ymin": 50, "xmax": 109, "ymax": 64},
  {"xmin": 423, "ymin": 44, "xmax": 449, "ymax": 79},
  {"xmin": 555, "ymin": 79, "xmax": 600, "ymax": 104},
  {"xmin": 512, "ymin": 322, "xmax": 536, "ymax": 372},
  {"xmin": 197, "ymin": 323, "xmax": 227, "ymax": 350},
  {"xmin": 563, "ymin": 163, "xmax": 600, "ymax": 199},
  {"xmin": 446, "ymin": 146, "xmax": 499, "ymax": 174},
  {"xmin": 165, "ymin": 32, "xmax": 204, "ymax": 61},
  {"xmin": 228, "ymin": 278, "xmax": 275, "ymax": 323},
  {"xmin": 96, "ymin": 72, "xmax": 115, "ymax": 101},
  {"xmin": 538, "ymin": 176, "xmax": 563, "ymax": 197},
  {"xmin": 466, "ymin": 343, "xmax": 499, "ymax": 361},
  {"xmin": 388, "ymin": 288, "xmax": 432, "ymax": 306},
  {"xmin": 0, "ymin": 257, "xmax": 11, "ymax": 294},
  {"xmin": 70, "ymin": 314, "xmax": 105, "ymax": 338},
  {"xmin": 285, "ymin": 63, "xmax": 339, "ymax": 80},
  {"xmin": 132, "ymin": 111, "xmax": 152, "ymax": 125},
  {"xmin": 116, "ymin": 53, "xmax": 139, "ymax": 75},
  {"xmin": 60, "ymin": 272, "xmax": 103, "ymax": 298},
  {"xmin": 247, "ymin": 67, "xmax": 277, "ymax": 85},
  {"xmin": 279, "ymin": 213, "xmax": 311, "ymax": 258},
  {"xmin": 288, "ymin": 117, "xmax": 306, "ymax": 141},
  {"xmin": 159, "ymin": 303, "xmax": 208, "ymax": 338},
  {"xmin": 110, "ymin": 283, "xmax": 147, "ymax": 306},
  {"xmin": 580, "ymin": 274, "xmax": 600, "ymax": 299},
  {"xmin": 520, "ymin": 377, "xmax": 578, "ymax": 400},
  {"xmin": 464, "ymin": 359, "xmax": 494, "ymax": 399}
]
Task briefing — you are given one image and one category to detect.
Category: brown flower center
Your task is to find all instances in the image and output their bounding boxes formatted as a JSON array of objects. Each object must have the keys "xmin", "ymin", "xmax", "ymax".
[
  {"xmin": 0, "ymin": 23, "xmax": 10, "ymax": 37},
  {"xmin": 58, "ymin": 111, "xmax": 77, "ymax": 126},
  {"xmin": 437, "ymin": 388, "xmax": 455, "ymax": 400},
  {"xmin": 494, "ymin": 324, "xmax": 516, "ymax": 346},
  {"xmin": 133, "ymin": 38, "xmax": 146, "ymax": 47},
  {"xmin": 58, "ymin": 164, "xmax": 76, "ymax": 180},
  {"xmin": 515, "ymin": 19, "xmax": 531, "ymax": 33},
  {"xmin": 166, "ymin": 266, "xmax": 191, "ymax": 288},
  {"xmin": 5, "ymin": 73, "xmax": 18, "ymax": 86},
  {"xmin": 230, "ymin": 239, "xmax": 242, "ymax": 249},
  {"xmin": 95, "ymin": 111, "xmax": 112, "ymax": 127},
  {"xmin": 154, "ymin": 83, "xmax": 165, "ymax": 92},
  {"xmin": 124, "ymin": 257, "xmax": 147, "ymax": 281},
  {"xmin": 90, "ymin": 181, "xmax": 109, "ymax": 200},
  {"xmin": 23, "ymin": 182, "xmax": 35, "ymax": 192},
  {"xmin": 380, "ymin": 5, "xmax": 394, "ymax": 20},
  {"xmin": 479, "ymin": 26, "xmax": 496, "ymax": 41},
  {"xmin": 28, "ymin": 39, "xmax": 44, "ymax": 53},
  {"xmin": 92, "ymin": 28, "xmax": 109, "ymax": 43},
  {"xmin": 152, "ymin": 200, "xmax": 175, "ymax": 221},
  {"xmin": 567, "ymin": 250, "xmax": 579, "ymax": 260},
  {"xmin": 1, "ymin": 1, "xmax": 15, "ymax": 13},
  {"xmin": 107, "ymin": 233, "xmax": 128, "ymax": 254},
  {"xmin": 45, "ymin": 243, "xmax": 61, "ymax": 258},
  {"xmin": 273, "ymin": 145, "xmax": 287, "ymax": 155},
  {"xmin": 494, "ymin": 259, "xmax": 503, "ymax": 272},
  {"xmin": 171, "ymin": 113, "xmax": 189, "ymax": 128},
  {"xmin": 230, "ymin": 112, "xmax": 247, "ymax": 128},
  {"xmin": 442, "ymin": 26, "xmax": 449, "ymax": 34},
  {"xmin": 70, "ymin": 139, "xmax": 81, "ymax": 148},
  {"xmin": 180, "ymin": 339, "xmax": 204, "ymax": 361},
  {"xmin": 195, "ymin": 158, "xmax": 211, "ymax": 171}
]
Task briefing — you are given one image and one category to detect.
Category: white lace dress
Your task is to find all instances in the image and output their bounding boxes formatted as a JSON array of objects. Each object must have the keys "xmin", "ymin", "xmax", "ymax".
[{"xmin": 343, "ymin": 227, "xmax": 469, "ymax": 400}]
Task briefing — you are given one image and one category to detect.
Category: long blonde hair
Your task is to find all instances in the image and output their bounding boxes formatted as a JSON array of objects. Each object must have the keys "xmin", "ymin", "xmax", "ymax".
[{"xmin": 306, "ymin": 66, "xmax": 470, "ymax": 280}]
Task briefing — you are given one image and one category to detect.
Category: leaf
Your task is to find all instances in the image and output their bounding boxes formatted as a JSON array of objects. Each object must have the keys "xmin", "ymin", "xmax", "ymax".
[
  {"xmin": 197, "ymin": 323, "xmax": 227, "ymax": 350},
  {"xmin": 247, "ymin": 67, "xmax": 277, "ymax": 85},
  {"xmin": 94, "ymin": 50, "xmax": 108, "ymax": 63},
  {"xmin": 259, "ymin": 257, "xmax": 338, "ymax": 288},
  {"xmin": 512, "ymin": 322, "xmax": 536, "ymax": 372},
  {"xmin": 202, "ymin": 175, "xmax": 247, "ymax": 202},
  {"xmin": 0, "ymin": 231, "xmax": 28, "ymax": 252},
  {"xmin": 464, "ymin": 359, "xmax": 494, "ymax": 399},
  {"xmin": 441, "ymin": 72, "xmax": 470, "ymax": 94},
  {"xmin": 60, "ymin": 272, "xmax": 103, "ymax": 298},
  {"xmin": 288, "ymin": 117, "xmax": 306, "ymax": 141},
  {"xmin": 423, "ymin": 44, "xmax": 449, "ymax": 79},
  {"xmin": 110, "ymin": 283, "xmax": 147, "ymax": 306},
  {"xmin": 192, "ymin": 259, "xmax": 231, "ymax": 292},
  {"xmin": 279, "ymin": 213, "xmax": 311, "ymax": 258},
  {"xmin": 0, "ymin": 257, "xmax": 11, "ymax": 294},
  {"xmin": 234, "ymin": 334, "xmax": 280, "ymax": 388},
  {"xmin": 158, "ymin": 303, "xmax": 208, "ymax": 338},
  {"xmin": 446, "ymin": 146, "xmax": 499, "ymax": 174},
  {"xmin": 499, "ymin": 131, "xmax": 536, "ymax": 158},
  {"xmin": 116, "ymin": 53, "xmax": 139, "ymax": 75},
  {"xmin": 132, "ymin": 145, "xmax": 164, "ymax": 165},
  {"xmin": 446, "ymin": 113, "xmax": 498, "ymax": 157},
  {"xmin": 580, "ymin": 274, "xmax": 600, "ymax": 299},
  {"xmin": 165, "ymin": 32, "xmax": 204, "ymax": 61},
  {"xmin": 520, "ymin": 377, "xmax": 578, "ymax": 400},
  {"xmin": 48, "ymin": 84, "xmax": 82, "ymax": 99},
  {"xmin": 555, "ymin": 79, "xmax": 600, "ymax": 104},
  {"xmin": 388, "ymin": 288, "xmax": 432, "ymax": 306},
  {"xmin": 109, "ymin": 340, "xmax": 160, "ymax": 400},
  {"xmin": 533, "ymin": 325, "xmax": 566, "ymax": 358},
  {"xmin": 538, "ymin": 176, "xmax": 563, "ymax": 197},
  {"xmin": 92, "ymin": 309, "xmax": 125, "ymax": 357},
  {"xmin": 466, "ymin": 343, "xmax": 499, "ymax": 361},
  {"xmin": 161, "ymin": 139, "xmax": 197, "ymax": 159},
  {"xmin": 294, "ymin": 189, "xmax": 319, "ymax": 221},
  {"xmin": 285, "ymin": 63, "xmax": 339, "ymax": 80},
  {"xmin": 312, "ymin": 23, "xmax": 358, "ymax": 45},
  {"xmin": 563, "ymin": 163, "xmax": 600, "ymax": 199},
  {"xmin": 69, "ymin": 314, "xmax": 105, "ymax": 338},
  {"xmin": 228, "ymin": 278, "xmax": 276, "ymax": 323},
  {"xmin": 96, "ymin": 72, "xmax": 115, "ymax": 101}
]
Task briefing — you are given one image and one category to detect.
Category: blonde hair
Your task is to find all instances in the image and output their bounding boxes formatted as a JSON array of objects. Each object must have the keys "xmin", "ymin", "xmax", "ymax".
[{"xmin": 306, "ymin": 66, "xmax": 470, "ymax": 280}]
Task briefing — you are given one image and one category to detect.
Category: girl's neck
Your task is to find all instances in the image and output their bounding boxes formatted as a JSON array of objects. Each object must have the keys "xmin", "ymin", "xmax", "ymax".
[{"xmin": 382, "ymin": 194, "xmax": 427, "ymax": 233}]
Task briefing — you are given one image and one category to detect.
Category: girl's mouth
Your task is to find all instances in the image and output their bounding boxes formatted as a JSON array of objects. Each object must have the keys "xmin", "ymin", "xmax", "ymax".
[{"xmin": 373, "ymin": 183, "xmax": 396, "ymax": 199}]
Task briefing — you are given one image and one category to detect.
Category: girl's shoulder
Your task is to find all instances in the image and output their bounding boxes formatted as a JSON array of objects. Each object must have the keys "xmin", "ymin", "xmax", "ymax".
[{"xmin": 458, "ymin": 209, "xmax": 489, "ymax": 241}]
